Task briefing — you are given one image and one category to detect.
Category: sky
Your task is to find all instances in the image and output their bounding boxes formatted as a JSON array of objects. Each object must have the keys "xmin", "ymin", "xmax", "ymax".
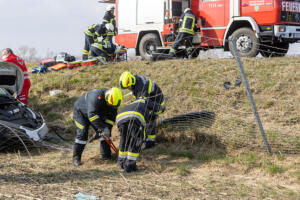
[
  {"xmin": 0, "ymin": 0, "xmax": 299, "ymax": 59},
  {"xmin": 0, "ymin": 0, "xmax": 107, "ymax": 58}
]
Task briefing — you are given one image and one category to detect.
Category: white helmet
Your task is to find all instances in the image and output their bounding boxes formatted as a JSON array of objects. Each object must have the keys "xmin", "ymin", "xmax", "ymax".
[
  {"xmin": 184, "ymin": 8, "xmax": 191, "ymax": 13},
  {"xmin": 106, "ymin": 4, "xmax": 115, "ymax": 11},
  {"xmin": 105, "ymin": 23, "xmax": 114, "ymax": 32}
]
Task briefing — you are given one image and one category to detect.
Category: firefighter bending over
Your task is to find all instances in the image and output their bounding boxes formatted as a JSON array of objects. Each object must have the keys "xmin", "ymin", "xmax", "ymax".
[
  {"xmin": 116, "ymin": 98, "xmax": 161, "ymax": 172},
  {"xmin": 82, "ymin": 23, "xmax": 114, "ymax": 60},
  {"xmin": 119, "ymin": 71, "xmax": 165, "ymax": 149},
  {"xmin": 90, "ymin": 40, "xmax": 121, "ymax": 64},
  {"xmin": 169, "ymin": 8, "xmax": 197, "ymax": 58},
  {"xmin": 72, "ymin": 87, "xmax": 122, "ymax": 166}
]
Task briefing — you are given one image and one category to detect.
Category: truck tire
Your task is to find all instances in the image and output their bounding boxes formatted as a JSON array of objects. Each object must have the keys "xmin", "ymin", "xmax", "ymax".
[
  {"xmin": 229, "ymin": 28, "xmax": 259, "ymax": 57},
  {"xmin": 139, "ymin": 33, "xmax": 161, "ymax": 60},
  {"xmin": 260, "ymin": 42, "xmax": 289, "ymax": 57}
]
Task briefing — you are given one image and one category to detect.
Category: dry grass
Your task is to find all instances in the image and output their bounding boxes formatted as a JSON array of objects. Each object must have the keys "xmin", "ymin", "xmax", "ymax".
[{"xmin": 0, "ymin": 57, "xmax": 300, "ymax": 199}]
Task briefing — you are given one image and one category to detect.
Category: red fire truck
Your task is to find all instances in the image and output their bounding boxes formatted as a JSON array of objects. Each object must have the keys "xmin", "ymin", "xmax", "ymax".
[{"xmin": 99, "ymin": 0, "xmax": 300, "ymax": 59}]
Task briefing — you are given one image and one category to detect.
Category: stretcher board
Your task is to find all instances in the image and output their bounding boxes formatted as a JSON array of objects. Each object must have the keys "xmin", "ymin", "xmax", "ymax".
[
  {"xmin": 81, "ymin": 58, "xmax": 98, "ymax": 66},
  {"xmin": 67, "ymin": 60, "xmax": 82, "ymax": 68},
  {"xmin": 51, "ymin": 63, "xmax": 68, "ymax": 71}
]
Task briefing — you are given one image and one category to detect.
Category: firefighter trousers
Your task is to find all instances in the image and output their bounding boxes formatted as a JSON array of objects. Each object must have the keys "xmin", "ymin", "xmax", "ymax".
[
  {"xmin": 118, "ymin": 118, "xmax": 145, "ymax": 172},
  {"xmin": 145, "ymin": 112, "xmax": 158, "ymax": 143},
  {"xmin": 82, "ymin": 34, "xmax": 95, "ymax": 60},
  {"xmin": 169, "ymin": 32, "xmax": 193, "ymax": 56},
  {"xmin": 73, "ymin": 108, "xmax": 111, "ymax": 159}
]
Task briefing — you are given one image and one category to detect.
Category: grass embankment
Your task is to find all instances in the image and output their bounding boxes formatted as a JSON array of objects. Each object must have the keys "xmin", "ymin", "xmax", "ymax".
[{"xmin": 0, "ymin": 57, "xmax": 299, "ymax": 199}]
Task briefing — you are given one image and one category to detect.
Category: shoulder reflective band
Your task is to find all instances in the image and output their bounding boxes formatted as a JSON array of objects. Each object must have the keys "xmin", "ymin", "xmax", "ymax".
[
  {"xmin": 89, "ymin": 115, "xmax": 100, "ymax": 122},
  {"xmin": 105, "ymin": 119, "xmax": 114, "ymax": 125},
  {"xmin": 74, "ymin": 120, "xmax": 84, "ymax": 130},
  {"xmin": 85, "ymin": 30, "xmax": 94, "ymax": 36}
]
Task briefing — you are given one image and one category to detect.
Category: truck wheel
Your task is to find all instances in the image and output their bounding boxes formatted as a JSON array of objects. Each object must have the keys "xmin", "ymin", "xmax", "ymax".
[
  {"xmin": 229, "ymin": 28, "xmax": 259, "ymax": 57},
  {"xmin": 139, "ymin": 33, "xmax": 161, "ymax": 60},
  {"xmin": 260, "ymin": 42, "xmax": 289, "ymax": 57}
]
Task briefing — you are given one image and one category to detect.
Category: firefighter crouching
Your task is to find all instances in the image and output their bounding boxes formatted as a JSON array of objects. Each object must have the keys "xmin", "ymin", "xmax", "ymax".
[
  {"xmin": 90, "ymin": 40, "xmax": 121, "ymax": 64},
  {"xmin": 82, "ymin": 23, "xmax": 114, "ymax": 60},
  {"xmin": 169, "ymin": 8, "xmax": 197, "ymax": 58},
  {"xmin": 119, "ymin": 71, "xmax": 165, "ymax": 149},
  {"xmin": 116, "ymin": 98, "xmax": 161, "ymax": 172},
  {"xmin": 72, "ymin": 87, "xmax": 123, "ymax": 166}
]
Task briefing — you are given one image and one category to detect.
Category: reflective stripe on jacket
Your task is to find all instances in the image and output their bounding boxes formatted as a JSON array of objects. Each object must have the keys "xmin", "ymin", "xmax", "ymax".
[{"xmin": 179, "ymin": 13, "xmax": 196, "ymax": 35}]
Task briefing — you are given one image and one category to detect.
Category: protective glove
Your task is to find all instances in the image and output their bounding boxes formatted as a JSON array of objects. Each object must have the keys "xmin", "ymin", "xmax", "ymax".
[{"xmin": 102, "ymin": 127, "xmax": 111, "ymax": 138}]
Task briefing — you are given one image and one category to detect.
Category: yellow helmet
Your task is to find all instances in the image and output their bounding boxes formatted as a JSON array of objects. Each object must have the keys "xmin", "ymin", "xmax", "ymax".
[
  {"xmin": 119, "ymin": 71, "xmax": 136, "ymax": 89},
  {"xmin": 105, "ymin": 87, "xmax": 123, "ymax": 106}
]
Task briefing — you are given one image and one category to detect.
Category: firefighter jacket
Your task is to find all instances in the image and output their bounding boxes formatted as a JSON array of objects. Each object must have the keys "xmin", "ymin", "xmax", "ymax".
[
  {"xmin": 103, "ymin": 11, "xmax": 116, "ymax": 27},
  {"xmin": 85, "ymin": 24, "xmax": 112, "ymax": 41},
  {"xmin": 132, "ymin": 75, "xmax": 165, "ymax": 114},
  {"xmin": 179, "ymin": 10, "xmax": 197, "ymax": 35},
  {"xmin": 103, "ymin": 11, "xmax": 116, "ymax": 36},
  {"xmin": 74, "ymin": 89, "xmax": 117, "ymax": 132},
  {"xmin": 91, "ymin": 41, "xmax": 116, "ymax": 57},
  {"xmin": 116, "ymin": 99, "xmax": 161, "ymax": 128}
]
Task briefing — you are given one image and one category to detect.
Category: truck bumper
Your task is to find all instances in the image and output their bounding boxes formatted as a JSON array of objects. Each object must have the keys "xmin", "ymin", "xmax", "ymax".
[{"xmin": 274, "ymin": 25, "xmax": 300, "ymax": 41}]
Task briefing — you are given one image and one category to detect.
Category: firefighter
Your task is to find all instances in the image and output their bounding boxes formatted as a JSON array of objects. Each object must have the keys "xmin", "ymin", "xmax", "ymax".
[
  {"xmin": 72, "ymin": 87, "xmax": 123, "ymax": 166},
  {"xmin": 119, "ymin": 71, "xmax": 165, "ymax": 149},
  {"xmin": 82, "ymin": 23, "xmax": 114, "ymax": 60},
  {"xmin": 90, "ymin": 40, "xmax": 121, "ymax": 64},
  {"xmin": 103, "ymin": 5, "xmax": 116, "ymax": 35},
  {"xmin": 169, "ymin": 8, "xmax": 197, "ymax": 58},
  {"xmin": 116, "ymin": 98, "xmax": 161, "ymax": 172},
  {"xmin": 1, "ymin": 48, "xmax": 31, "ymax": 105}
]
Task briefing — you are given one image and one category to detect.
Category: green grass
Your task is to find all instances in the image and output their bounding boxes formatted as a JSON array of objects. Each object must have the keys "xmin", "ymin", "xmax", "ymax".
[
  {"xmin": 177, "ymin": 165, "xmax": 190, "ymax": 176},
  {"xmin": 267, "ymin": 164, "xmax": 284, "ymax": 174}
]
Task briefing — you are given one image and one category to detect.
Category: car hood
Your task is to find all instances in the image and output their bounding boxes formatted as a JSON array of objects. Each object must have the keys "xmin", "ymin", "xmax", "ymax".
[{"xmin": 0, "ymin": 62, "xmax": 24, "ymax": 96}]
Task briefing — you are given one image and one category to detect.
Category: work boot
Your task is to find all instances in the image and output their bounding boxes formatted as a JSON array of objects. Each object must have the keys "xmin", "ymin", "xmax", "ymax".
[
  {"xmin": 142, "ymin": 141, "xmax": 155, "ymax": 150},
  {"xmin": 124, "ymin": 159, "xmax": 137, "ymax": 173},
  {"xmin": 117, "ymin": 157, "xmax": 126, "ymax": 169},
  {"xmin": 187, "ymin": 51, "xmax": 193, "ymax": 59},
  {"xmin": 73, "ymin": 143, "xmax": 85, "ymax": 167},
  {"xmin": 82, "ymin": 54, "xmax": 88, "ymax": 61},
  {"xmin": 100, "ymin": 140, "xmax": 112, "ymax": 160}
]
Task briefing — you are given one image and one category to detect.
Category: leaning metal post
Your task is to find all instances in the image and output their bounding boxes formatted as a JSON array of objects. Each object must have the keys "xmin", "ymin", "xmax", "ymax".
[{"xmin": 229, "ymin": 37, "xmax": 272, "ymax": 154}]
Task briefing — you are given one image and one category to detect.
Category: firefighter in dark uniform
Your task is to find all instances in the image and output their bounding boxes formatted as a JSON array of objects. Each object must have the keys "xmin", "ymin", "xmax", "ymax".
[
  {"xmin": 119, "ymin": 71, "xmax": 165, "ymax": 149},
  {"xmin": 72, "ymin": 87, "xmax": 123, "ymax": 166},
  {"xmin": 82, "ymin": 23, "xmax": 114, "ymax": 60},
  {"xmin": 116, "ymin": 98, "xmax": 161, "ymax": 172},
  {"xmin": 103, "ymin": 5, "xmax": 116, "ymax": 36},
  {"xmin": 90, "ymin": 40, "xmax": 118, "ymax": 64},
  {"xmin": 169, "ymin": 8, "xmax": 197, "ymax": 58}
]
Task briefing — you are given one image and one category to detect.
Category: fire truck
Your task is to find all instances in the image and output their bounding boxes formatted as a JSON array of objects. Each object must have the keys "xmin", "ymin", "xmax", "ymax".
[{"xmin": 99, "ymin": 0, "xmax": 300, "ymax": 59}]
